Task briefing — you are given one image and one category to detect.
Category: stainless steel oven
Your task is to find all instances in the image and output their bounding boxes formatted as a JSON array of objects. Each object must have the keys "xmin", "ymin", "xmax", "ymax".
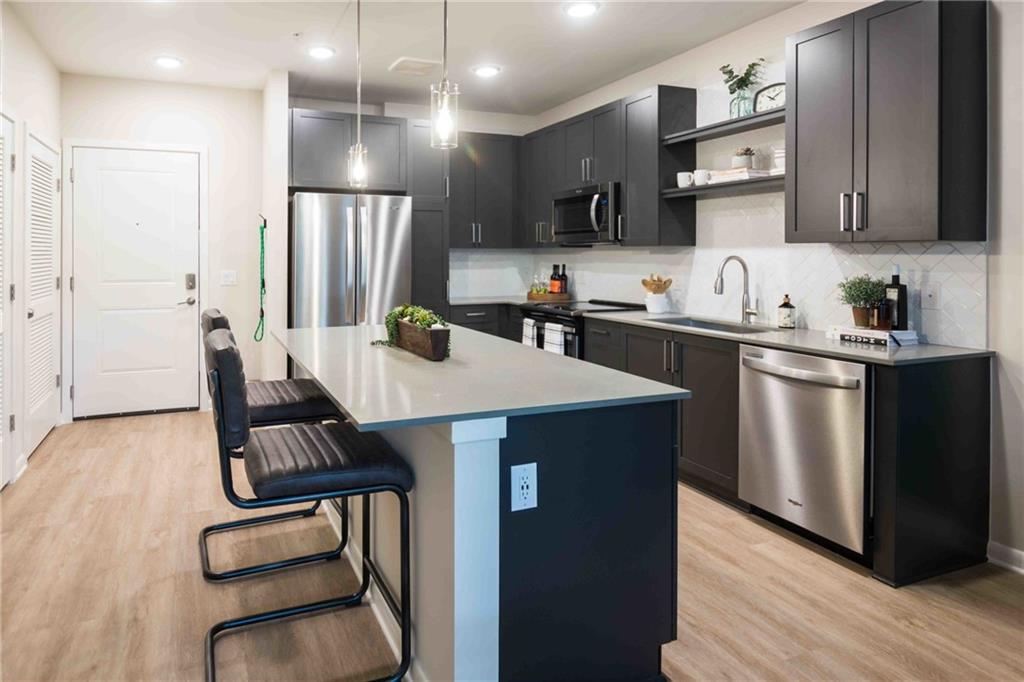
[{"xmin": 552, "ymin": 182, "xmax": 620, "ymax": 245}]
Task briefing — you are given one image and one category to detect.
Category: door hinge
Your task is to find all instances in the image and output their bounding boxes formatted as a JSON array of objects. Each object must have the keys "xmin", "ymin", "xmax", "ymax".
[
  {"xmin": 55, "ymin": 275, "xmax": 60, "ymax": 290},
  {"xmin": 56, "ymin": 178, "xmax": 61, "ymax": 193},
  {"xmin": 8, "ymin": 283, "xmax": 13, "ymax": 302},
  {"xmin": 70, "ymin": 385, "xmax": 75, "ymax": 401},
  {"xmin": 8, "ymin": 415, "xmax": 14, "ymax": 432},
  {"xmin": 56, "ymin": 374, "xmax": 61, "ymax": 388},
  {"xmin": 69, "ymin": 167, "xmax": 74, "ymax": 183},
  {"xmin": 9, "ymin": 153, "xmax": 14, "ymax": 172},
  {"xmin": 69, "ymin": 276, "xmax": 74, "ymax": 292}
]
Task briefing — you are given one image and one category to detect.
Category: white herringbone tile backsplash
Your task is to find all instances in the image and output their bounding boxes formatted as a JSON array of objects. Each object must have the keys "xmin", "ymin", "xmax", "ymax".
[{"xmin": 450, "ymin": 180, "xmax": 988, "ymax": 349}]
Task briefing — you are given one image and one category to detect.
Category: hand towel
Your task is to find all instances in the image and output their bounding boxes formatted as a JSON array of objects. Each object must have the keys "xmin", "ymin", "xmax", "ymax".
[
  {"xmin": 521, "ymin": 318, "xmax": 537, "ymax": 347},
  {"xmin": 543, "ymin": 322, "xmax": 566, "ymax": 355}
]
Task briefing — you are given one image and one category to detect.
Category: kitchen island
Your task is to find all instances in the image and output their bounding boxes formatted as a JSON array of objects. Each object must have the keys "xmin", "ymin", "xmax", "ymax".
[{"xmin": 274, "ymin": 325, "xmax": 689, "ymax": 681}]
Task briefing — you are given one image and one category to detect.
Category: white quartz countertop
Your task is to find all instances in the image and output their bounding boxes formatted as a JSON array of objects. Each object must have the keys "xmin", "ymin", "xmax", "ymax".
[
  {"xmin": 274, "ymin": 325, "xmax": 689, "ymax": 431},
  {"xmin": 584, "ymin": 311, "xmax": 995, "ymax": 366}
]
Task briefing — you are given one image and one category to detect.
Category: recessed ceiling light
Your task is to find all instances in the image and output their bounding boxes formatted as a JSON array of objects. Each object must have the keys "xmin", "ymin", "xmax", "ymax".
[
  {"xmin": 472, "ymin": 64, "xmax": 502, "ymax": 79},
  {"xmin": 564, "ymin": 2, "xmax": 599, "ymax": 18},
  {"xmin": 154, "ymin": 56, "xmax": 183, "ymax": 69},
  {"xmin": 308, "ymin": 45, "xmax": 336, "ymax": 60}
]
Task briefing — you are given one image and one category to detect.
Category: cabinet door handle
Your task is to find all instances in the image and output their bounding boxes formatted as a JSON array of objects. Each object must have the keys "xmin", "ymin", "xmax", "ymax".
[
  {"xmin": 839, "ymin": 193, "xmax": 851, "ymax": 232},
  {"xmin": 853, "ymin": 192, "xmax": 864, "ymax": 231},
  {"xmin": 663, "ymin": 340, "xmax": 670, "ymax": 373},
  {"xmin": 581, "ymin": 158, "xmax": 587, "ymax": 182},
  {"xmin": 616, "ymin": 214, "xmax": 624, "ymax": 241},
  {"xmin": 587, "ymin": 157, "xmax": 594, "ymax": 181},
  {"xmin": 444, "ymin": 175, "xmax": 450, "ymax": 198},
  {"xmin": 670, "ymin": 341, "xmax": 677, "ymax": 374}
]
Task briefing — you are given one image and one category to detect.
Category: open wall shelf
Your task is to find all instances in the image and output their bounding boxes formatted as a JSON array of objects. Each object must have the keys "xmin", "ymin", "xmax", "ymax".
[
  {"xmin": 661, "ymin": 174, "xmax": 785, "ymax": 200},
  {"xmin": 662, "ymin": 108, "xmax": 786, "ymax": 146}
]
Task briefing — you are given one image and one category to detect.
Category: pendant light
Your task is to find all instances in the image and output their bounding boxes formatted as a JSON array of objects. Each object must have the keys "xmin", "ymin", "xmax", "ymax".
[
  {"xmin": 347, "ymin": 0, "xmax": 368, "ymax": 188},
  {"xmin": 430, "ymin": 0, "xmax": 459, "ymax": 149}
]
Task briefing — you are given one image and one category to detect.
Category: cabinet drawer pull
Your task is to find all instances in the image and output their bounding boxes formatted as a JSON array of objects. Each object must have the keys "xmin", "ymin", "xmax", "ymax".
[
  {"xmin": 591, "ymin": 328, "xmax": 611, "ymax": 336},
  {"xmin": 465, "ymin": 311, "xmax": 487, "ymax": 318}
]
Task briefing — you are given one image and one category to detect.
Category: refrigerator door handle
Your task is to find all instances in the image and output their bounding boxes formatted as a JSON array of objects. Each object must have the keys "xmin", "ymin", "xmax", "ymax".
[
  {"xmin": 345, "ymin": 205, "xmax": 357, "ymax": 325},
  {"xmin": 358, "ymin": 204, "xmax": 370, "ymax": 324}
]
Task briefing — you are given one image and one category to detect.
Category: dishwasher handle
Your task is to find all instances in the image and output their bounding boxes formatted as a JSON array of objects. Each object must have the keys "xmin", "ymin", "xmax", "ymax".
[{"xmin": 742, "ymin": 354, "xmax": 861, "ymax": 389}]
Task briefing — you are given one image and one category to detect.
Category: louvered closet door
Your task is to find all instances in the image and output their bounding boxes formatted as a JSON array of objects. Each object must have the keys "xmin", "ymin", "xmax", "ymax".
[
  {"xmin": 23, "ymin": 136, "xmax": 60, "ymax": 455},
  {"xmin": 0, "ymin": 116, "xmax": 14, "ymax": 485},
  {"xmin": 72, "ymin": 147, "xmax": 199, "ymax": 417}
]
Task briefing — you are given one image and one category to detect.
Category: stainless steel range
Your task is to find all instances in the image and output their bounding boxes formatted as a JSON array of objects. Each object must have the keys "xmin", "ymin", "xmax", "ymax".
[{"xmin": 519, "ymin": 299, "xmax": 644, "ymax": 359}]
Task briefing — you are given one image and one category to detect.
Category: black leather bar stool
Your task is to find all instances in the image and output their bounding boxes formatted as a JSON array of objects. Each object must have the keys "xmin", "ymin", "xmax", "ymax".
[
  {"xmin": 199, "ymin": 308, "xmax": 348, "ymax": 582},
  {"xmin": 203, "ymin": 329, "xmax": 412, "ymax": 682},
  {"xmin": 200, "ymin": 308, "xmax": 340, "ymax": 427}
]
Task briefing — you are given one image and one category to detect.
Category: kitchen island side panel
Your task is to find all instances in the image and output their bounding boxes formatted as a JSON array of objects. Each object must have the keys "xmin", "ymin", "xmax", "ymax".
[{"xmin": 499, "ymin": 401, "xmax": 678, "ymax": 681}]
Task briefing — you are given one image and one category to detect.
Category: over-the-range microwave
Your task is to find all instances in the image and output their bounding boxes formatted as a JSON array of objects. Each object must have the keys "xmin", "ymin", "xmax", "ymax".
[{"xmin": 551, "ymin": 182, "xmax": 621, "ymax": 246}]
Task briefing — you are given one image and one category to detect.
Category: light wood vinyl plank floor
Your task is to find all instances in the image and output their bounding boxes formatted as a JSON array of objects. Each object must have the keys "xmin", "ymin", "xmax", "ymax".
[{"xmin": 2, "ymin": 412, "xmax": 1022, "ymax": 681}]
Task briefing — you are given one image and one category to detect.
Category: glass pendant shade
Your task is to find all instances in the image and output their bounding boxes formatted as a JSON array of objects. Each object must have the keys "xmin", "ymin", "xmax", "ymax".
[
  {"xmin": 430, "ymin": 79, "xmax": 459, "ymax": 149},
  {"xmin": 348, "ymin": 142, "xmax": 368, "ymax": 189}
]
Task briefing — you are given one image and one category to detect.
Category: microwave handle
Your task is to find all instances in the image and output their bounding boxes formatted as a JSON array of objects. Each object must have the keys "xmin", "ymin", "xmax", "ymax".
[{"xmin": 589, "ymin": 193, "xmax": 600, "ymax": 232}]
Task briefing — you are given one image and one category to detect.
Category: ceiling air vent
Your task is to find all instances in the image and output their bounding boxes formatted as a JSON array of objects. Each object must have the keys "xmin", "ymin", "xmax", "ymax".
[{"xmin": 388, "ymin": 57, "xmax": 440, "ymax": 77}]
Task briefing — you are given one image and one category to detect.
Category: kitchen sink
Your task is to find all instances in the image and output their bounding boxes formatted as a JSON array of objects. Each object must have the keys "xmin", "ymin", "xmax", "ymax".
[{"xmin": 649, "ymin": 317, "xmax": 773, "ymax": 335}]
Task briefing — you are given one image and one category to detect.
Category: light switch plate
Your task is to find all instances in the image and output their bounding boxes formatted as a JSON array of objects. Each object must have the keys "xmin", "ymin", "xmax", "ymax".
[
  {"xmin": 921, "ymin": 282, "xmax": 941, "ymax": 310},
  {"xmin": 220, "ymin": 270, "xmax": 238, "ymax": 286},
  {"xmin": 510, "ymin": 462, "xmax": 537, "ymax": 512}
]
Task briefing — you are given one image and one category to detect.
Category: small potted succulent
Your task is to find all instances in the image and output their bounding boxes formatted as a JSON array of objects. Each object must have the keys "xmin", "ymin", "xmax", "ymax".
[
  {"xmin": 732, "ymin": 147, "xmax": 756, "ymax": 169},
  {"xmin": 372, "ymin": 304, "xmax": 451, "ymax": 361},
  {"xmin": 838, "ymin": 275, "xmax": 886, "ymax": 328}
]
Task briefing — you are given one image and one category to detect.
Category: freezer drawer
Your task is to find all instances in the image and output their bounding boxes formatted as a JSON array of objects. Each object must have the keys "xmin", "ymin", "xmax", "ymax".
[{"xmin": 738, "ymin": 345, "xmax": 868, "ymax": 553}]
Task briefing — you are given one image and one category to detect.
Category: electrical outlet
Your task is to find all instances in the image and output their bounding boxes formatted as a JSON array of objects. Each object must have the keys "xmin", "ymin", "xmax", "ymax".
[
  {"xmin": 510, "ymin": 462, "xmax": 537, "ymax": 512},
  {"xmin": 921, "ymin": 282, "xmax": 941, "ymax": 310},
  {"xmin": 220, "ymin": 270, "xmax": 238, "ymax": 286}
]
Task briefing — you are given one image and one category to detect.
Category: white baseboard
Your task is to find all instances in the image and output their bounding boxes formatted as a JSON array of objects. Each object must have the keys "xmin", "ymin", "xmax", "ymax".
[
  {"xmin": 324, "ymin": 502, "xmax": 426, "ymax": 682},
  {"xmin": 988, "ymin": 541, "xmax": 1024, "ymax": 574}
]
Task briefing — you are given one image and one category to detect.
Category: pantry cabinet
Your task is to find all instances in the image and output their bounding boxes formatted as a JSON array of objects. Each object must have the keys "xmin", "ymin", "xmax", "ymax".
[
  {"xmin": 785, "ymin": 0, "xmax": 987, "ymax": 243},
  {"xmin": 449, "ymin": 132, "xmax": 521, "ymax": 248}
]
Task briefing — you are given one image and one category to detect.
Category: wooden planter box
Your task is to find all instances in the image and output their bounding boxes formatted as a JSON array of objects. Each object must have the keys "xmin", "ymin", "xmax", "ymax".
[
  {"xmin": 527, "ymin": 291, "xmax": 572, "ymax": 302},
  {"xmin": 396, "ymin": 320, "xmax": 450, "ymax": 361}
]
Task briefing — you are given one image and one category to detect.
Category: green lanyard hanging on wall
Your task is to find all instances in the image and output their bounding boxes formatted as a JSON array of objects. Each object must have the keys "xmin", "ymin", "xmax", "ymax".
[{"xmin": 253, "ymin": 216, "xmax": 267, "ymax": 342}]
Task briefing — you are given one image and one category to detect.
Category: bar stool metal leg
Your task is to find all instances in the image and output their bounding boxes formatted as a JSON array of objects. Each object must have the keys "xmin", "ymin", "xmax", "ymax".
[
  {"xmin": 205, "ymin": 489, "xmax": 412, "ymax": 682},
  {"xmin": 199, "ymin": 500, "xmax": 349, "ymax": 582}
]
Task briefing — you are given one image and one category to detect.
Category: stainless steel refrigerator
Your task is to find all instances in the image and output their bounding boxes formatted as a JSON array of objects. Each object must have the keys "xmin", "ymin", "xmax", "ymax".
[{"xmin": 290, "ymin": 192, "xmax": 412, "ymax": 330}]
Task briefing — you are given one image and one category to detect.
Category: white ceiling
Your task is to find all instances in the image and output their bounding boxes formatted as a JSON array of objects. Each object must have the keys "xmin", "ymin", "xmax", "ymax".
[{"xmin": 11, "ymin": 1, "xmax": 796, "ymax": 115}]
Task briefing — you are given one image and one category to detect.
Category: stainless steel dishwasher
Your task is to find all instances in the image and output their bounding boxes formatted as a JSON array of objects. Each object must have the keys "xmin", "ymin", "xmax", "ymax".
[{"xmin": 738, "ymin": 345, "xmax": 868, "ymax": 553}]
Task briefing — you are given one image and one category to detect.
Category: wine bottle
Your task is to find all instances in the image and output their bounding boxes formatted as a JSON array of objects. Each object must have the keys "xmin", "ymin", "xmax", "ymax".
[
  {"xmin": 885, "ymin": 266, "xmax": 908, "ymax": 331},
  {"xmin": 550, "ymin": 264, "xmax": 561, "ymax": 294}
]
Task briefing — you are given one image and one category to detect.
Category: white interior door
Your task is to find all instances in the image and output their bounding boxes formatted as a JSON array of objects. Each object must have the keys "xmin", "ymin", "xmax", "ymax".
[
  {"xmin": 23, "ymin": 135, "xmax": 61, "ymax": 454},
  {"xmin": 72, "ymin": 147, "xmax": 200, "ymax": 418},
  {"xmin": 0, "ymin": 116, "xmax": 14, "ymax": 485}
]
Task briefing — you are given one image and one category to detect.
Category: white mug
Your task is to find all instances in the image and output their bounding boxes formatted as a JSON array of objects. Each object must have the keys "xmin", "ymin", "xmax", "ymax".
[
  {"xmin": 694, "ymin": 169, "xmax": 712, "ymax": 186},
  {"xmin": 676, "ymin": 171, "xmax": 694, "ymax": 188}
]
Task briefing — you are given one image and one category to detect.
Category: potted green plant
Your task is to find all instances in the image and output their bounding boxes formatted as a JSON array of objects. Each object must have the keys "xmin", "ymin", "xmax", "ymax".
[
  {"xmin": 720, "ymin": 58, "xmax": 766, "ymax": 118},
  {"xmin": 838, "ymin": 275, "xmax": 886, "ymax": 328},
  {"xmin": 732, "ymin": 146, "xmax": 756, "ymax": 169},
  {"xmin": 372, "ymin": 304, "xmax": 451, "ymax": 361}
]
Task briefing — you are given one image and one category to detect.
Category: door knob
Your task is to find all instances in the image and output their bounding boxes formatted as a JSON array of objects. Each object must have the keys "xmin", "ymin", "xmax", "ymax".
[
  {"xmin": 177, "ymin": 296, "xmax": 196, "ymax": 306},
  {"xmin": 27, "ymin": 308, "xmax": 35, "ymax": 319}
]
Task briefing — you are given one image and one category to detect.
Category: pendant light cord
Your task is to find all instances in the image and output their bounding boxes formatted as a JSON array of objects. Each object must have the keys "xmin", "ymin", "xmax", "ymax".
[
  {"xmin": 355, "ymin": 0, "xmax": 361, "ymax": 145},
  {"xmin": 441, "ymin": 0, "xmax": 448, "ymax": 82},
  {"xmin": 253, "ymin": 216, "xmax": 266, "ymax": 343}
]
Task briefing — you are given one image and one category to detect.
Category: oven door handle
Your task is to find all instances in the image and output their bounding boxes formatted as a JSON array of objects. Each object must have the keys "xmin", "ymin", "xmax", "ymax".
[
  {"xmin": 589, "ymin": 192, "xmax": 601, "ymax": 232},
  {"xmin": 742, "ymin": 355, "xmax": 861, "ymax": 389}
]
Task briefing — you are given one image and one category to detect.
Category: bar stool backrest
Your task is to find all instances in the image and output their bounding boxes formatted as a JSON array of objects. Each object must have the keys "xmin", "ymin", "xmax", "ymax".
[
  {"xmin": 204, "ymin": 329, "xmax": 251, "ymax": 450},
  {"xmin": 201, "ymin": 308, "xmax": 231, "ymax": 336}
]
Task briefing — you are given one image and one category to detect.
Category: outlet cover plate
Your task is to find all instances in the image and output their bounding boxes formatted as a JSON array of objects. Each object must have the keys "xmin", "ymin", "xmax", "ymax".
[{"xmin": 510, "ymin": 462, "xmax": 537, "ymax": 512}]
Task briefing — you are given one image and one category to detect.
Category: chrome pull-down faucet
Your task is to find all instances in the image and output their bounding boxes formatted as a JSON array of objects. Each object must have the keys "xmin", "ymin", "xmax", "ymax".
[{"xmin": 714, "ymin": 255, "xmax": 758, "ymax": 324}]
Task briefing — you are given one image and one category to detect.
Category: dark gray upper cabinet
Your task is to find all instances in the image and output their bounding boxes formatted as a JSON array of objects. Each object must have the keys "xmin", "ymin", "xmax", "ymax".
[
  {"xmin": 290, "ymin": 109, "xmax": 352, "ymax": 189},
  {"xmin": 408, "ymin": 119, "xmax": 448, "ymax": 200},
  {"xmin": 290, "ymin": 108, "xmax": 407, "ymax": 192},
  {"xmin": 785, "ymin": 16, "xmax": 855, "ymax": 243},
  {"xmin": 786, "ymin": 1, "xmax": 987, "ymax": 243},
  {"xmin": 621, "ymin": 86, "xmax": 696, "ymax": 246},
  {"xmin": 561, "ymin": 102, "xmax": 622, "ymax": 188},
  {"xmin": 449, "ymin": 132, "xmax": 521, "ymax": 248}
]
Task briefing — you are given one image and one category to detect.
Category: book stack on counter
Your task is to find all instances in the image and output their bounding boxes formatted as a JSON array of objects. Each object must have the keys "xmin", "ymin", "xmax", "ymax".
[
  {"xmin": 708, "ymin": 168, "xmax": 783, "ymax": 184},
  {"xmin": 826, "ymin": 326, "xmax": 920, "ymax": 347}
]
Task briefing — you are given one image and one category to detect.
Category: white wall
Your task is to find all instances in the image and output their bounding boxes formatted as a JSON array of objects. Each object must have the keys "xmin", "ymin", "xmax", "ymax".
[
  {"xmin": 0, "ymin": 4, "xmax": 61, "ymax": 146},
  {"xmin": 261, "ymin": 70, "xmax": 290, "ymax": 380},
  {"xmin": 988, "ymin": 0, "xmax": 1024, "ymax": 565},
  {"xmin": 60, "ymin": 74, "xmax": 264, "ymax": 376}
]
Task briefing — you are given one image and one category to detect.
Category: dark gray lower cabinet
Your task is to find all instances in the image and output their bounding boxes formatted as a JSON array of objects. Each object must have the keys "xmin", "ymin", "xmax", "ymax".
[
  {"xmin": 624, "ymin": 325, "xmax": 675, "ymax": 385},
  {"xmin": 450, "ymin": 305, "xmax": 501, "ymax": 336},
  {"xmin": 584, "ymin": 319, "xmax": 626, "ymax": 371},
  {"xmin": 676, "ymin": 334, "xmax": 740, "ymax": 501},
  {"xmin": 500, "ymin": 305, "xmax": 524, "ymax": 342}
]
